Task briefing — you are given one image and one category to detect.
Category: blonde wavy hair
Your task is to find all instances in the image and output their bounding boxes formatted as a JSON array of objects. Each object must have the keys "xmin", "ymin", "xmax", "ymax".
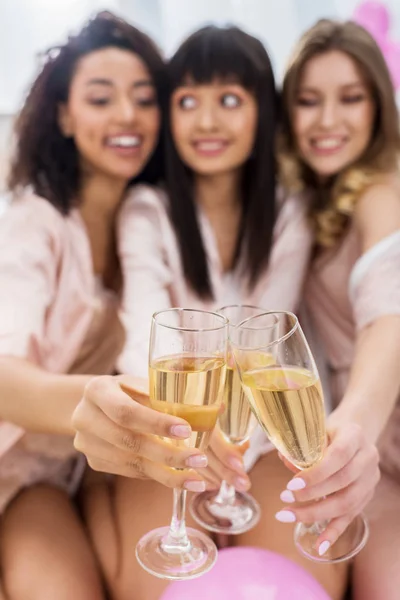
[{"xmin": 279, "ymin": 19, "xmax": 400, "ymax": 247}]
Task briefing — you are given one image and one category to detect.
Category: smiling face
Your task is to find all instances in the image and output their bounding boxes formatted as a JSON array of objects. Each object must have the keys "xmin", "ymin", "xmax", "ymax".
[
  {"xmin": 170, "ymin": 79, "xmax": 258, "ymax": 177},
  {"xmin": 58, "ymin": 47, "xmax": 161, "ymax": 183},
  {"xmin": 292, "ymin": 50, "xmax": 375, "ymax": 178}
]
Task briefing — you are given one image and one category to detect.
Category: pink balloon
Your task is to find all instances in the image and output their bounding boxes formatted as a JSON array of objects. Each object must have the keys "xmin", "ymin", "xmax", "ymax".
[
  {"xmin": 353, "ymin": 1, "xmax": 391, "ymax": 38},
  {"xmin": 160, "ymin": 547, "xmax": 331, "ymax": 600},
  {"xmin": 381, "ymin": 40, "xmax": 400, "ymax": 89}
]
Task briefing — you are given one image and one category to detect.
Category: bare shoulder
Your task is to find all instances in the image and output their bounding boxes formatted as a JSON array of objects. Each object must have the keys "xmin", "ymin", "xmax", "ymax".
[{"xmin": 354, "ymin": 174, "xmax": 400, "ymax": 251}]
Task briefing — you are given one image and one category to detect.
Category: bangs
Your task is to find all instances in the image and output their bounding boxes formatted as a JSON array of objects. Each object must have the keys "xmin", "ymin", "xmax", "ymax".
[{"xmin": 168, "ymin": 26, "xmax": 267, "ymax": 92}]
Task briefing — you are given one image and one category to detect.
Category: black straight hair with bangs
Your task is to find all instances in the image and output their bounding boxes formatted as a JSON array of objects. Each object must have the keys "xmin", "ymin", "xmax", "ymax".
[{"xmin": 165, "ymin": 25, "xmax": 278, "ymax": 299}]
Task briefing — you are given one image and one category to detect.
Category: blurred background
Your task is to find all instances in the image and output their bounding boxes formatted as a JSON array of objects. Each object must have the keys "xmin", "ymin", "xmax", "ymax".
[{"xmin": 0, "ymin": 0, "xmax": 399, "ymax": 201}]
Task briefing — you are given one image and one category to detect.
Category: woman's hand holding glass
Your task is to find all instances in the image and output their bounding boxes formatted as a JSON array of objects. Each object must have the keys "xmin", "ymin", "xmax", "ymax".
[
  {"xmin": 135, "ymin": 308, "xmax": 228, "ymax": 580},
  {"xmin": 276, "ymin": 417, "xmax": 379, "ymax": 557},
  {"xmin": 200, "ymin": 425, "xmax": 251, "ymax": 493},
  {"xmin": 190, "ymin": 305, "xmax": 269, "ymax": 535},
  {"xmin": 72, "ymin": 374, "xmax": 209, "ymax": 490},
  {"xmin": 231, "ymin": 310, "xmax": 370, "ymax": 563}
]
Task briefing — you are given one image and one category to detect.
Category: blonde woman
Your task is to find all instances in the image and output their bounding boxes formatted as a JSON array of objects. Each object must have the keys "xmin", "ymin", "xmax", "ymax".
[{"xmin": 275, "ymin": 19, "xmax": 400, "ymax": 599}]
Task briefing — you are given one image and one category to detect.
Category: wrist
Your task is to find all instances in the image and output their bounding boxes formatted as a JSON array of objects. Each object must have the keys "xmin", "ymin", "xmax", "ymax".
[{"xmin": 327, "ymin": 399, "xmax": 380, "ymax": 445}]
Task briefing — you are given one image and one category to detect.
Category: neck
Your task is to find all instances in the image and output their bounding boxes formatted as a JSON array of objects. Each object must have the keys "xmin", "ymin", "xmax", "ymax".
[
  {"xmin": 79, "ymin": 174, "xmax": 127, "ymax": 227},
  {"xmin": 195, "ymin": 170, "xmax": 242, "ymax": 215}
]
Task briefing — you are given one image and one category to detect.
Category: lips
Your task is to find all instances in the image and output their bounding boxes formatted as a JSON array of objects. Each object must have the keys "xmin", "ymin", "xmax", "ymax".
[
  {"xmin": 310, "ymin": 136, "xmax": 346, "ymax": 152},
  {"xmin": 309, "ymin": 135, "xmax": 348, "ymax": 156},
  {"xmin": 192, "ymin": 138, "xmax": 229, "ymax": 155}
]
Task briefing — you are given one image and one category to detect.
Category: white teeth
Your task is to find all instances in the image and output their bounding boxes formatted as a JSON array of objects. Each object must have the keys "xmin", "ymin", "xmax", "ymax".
[
  {"xmin": 107, "ymin": 136, "xmax": 141, "ymax": 148},
  {"xmin": 313, "ymin": 138, "xmax": 343, "ymax": 149}
]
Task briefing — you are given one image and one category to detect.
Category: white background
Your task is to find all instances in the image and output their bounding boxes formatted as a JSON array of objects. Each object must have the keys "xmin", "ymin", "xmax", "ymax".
[
  {"xmin": 1, "ymin": 0, "xmax": 400, "ymax": 115},
  {"xmin": 0, "ymin": 0, "xmax": 399, "ymax": 192}
]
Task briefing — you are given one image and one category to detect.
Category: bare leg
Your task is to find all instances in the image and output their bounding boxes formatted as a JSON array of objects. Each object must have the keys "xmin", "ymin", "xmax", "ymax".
[
  {"xmin": 83, "ymin": 475, "xmax": 209, "ymax": 600},
  {"xmin": 352, "ymin": 472, "xmax": 400, "ymax": 599},
  {"xmin": 0, "ymin": 484, "xmax": 105, "ymax": 600},
  {"xmin": 0, "ymin": 581, "xmax": 7, "ymax": 600},
  {"xmin": 234, "ymin": 451, "xmax": 349, "ymax": 600}
]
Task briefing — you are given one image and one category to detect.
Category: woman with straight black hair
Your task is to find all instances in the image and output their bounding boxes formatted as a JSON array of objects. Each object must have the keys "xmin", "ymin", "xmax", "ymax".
[{"xmin": 95, "ymin": 25, "xmax": 312, "ymax": 600}]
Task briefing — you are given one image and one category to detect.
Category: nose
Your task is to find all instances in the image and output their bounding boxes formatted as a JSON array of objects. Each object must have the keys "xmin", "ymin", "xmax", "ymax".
[
  {"xmin": 196, "ymin": 102, "xmax": 218, "ymax": 132},
  {"xmin": 319, "ymin": 100, "xmax": 339, "ymax": 129},
  {"xmin": 116, "ymin": 97, "xmax": 137, "ymax": 124}
]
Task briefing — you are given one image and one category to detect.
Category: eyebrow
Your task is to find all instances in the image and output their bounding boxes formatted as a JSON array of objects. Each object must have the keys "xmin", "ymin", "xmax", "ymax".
[
  {"xmin": 298, "ymin": 81, "xmax": 366, "ymax": 93},
  {"xmin": 86, "ymin": 78, "xmax": 155, "ymax": 88}
]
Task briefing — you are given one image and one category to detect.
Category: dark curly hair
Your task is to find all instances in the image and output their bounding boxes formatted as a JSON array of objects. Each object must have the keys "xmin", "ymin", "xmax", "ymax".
[{"xmin": 8, "ymin": 11, "xmax": 166, "ymax": 214}]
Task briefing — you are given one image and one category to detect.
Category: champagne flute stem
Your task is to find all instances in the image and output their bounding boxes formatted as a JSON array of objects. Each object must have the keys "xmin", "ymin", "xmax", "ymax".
[
  {"xmin": 309, "ymin": 520, "xmax": 329, "ymax": 536},
  {"xmin": 214, "ymin": 480, "xmax": 236, "ymax": 506},
  {"xmin": 161, "ymin": 489, "xmax": 191, "ymax": 553}
]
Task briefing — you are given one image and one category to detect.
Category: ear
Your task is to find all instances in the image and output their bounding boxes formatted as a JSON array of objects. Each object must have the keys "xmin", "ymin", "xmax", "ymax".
[{"xmin": 58, "ymin": 103, "xmax": 74, "ymax": 138}]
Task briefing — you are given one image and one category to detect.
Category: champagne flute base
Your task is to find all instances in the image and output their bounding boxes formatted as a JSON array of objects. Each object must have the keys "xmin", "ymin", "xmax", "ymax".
[
  {"xmin": 294, "ymin": 515, "xmax": 369, "ymax": 563},
  {"xmin": 190, "ymin": 490, "xmax": 261, "ymax": 535},
  {"xmin": 136, "ymin": 526, "xmax": 217, "ymax": 580}
]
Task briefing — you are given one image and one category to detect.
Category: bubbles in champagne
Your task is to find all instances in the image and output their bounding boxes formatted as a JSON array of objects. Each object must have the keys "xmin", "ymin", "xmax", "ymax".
[{"xmin": 242, "ymin": 366, "xmax": 326, "ymax": 469}]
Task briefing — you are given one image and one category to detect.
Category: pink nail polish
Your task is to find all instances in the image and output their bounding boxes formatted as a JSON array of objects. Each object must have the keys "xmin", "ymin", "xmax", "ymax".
[
  {"xmin": 186, "ymin": 455, "xmax": 208, "ymax": 468},
  {"xmin": 170, "ymin": 425, "xmax": 191, "ymax": 438},
  {"xmin": 275, "ymin": 510, "xmax": 296, "ymax": 523},
  {"xmin": 318, "ymin": 541, "xmax": 331, "ymax": 556},
  {"xmin": 287, "ymin": 478, "xmax": 306, "ymax": 491},
  {"xmin": 280, "ymin": 490, "xmax": 295, "ymax": 503},
  {"xmin": 184, "ymin": 480, "xmax": 206, "ymax": 492}
]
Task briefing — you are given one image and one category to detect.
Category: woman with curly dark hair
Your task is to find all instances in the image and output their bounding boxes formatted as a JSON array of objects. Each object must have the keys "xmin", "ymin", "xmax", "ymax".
[{"xmin": 0, "ymin": 12, "xmax": 209, "ymax": 599}]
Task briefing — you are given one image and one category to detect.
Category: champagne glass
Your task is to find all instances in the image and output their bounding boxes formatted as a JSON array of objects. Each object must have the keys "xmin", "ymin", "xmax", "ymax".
[
  {"xmin": 230, "ymin": 311, "xmax": 369, "ymax": 563},
  {"xmin": 136, "ymin": 308, "xmax": 228, "ymax": 580},
  {"xmin": 190, "ymin": 304, "xmax": 275, "ymax": 534}
]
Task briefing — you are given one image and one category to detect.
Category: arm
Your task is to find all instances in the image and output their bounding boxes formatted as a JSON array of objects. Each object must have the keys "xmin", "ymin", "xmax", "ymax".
[
  {"xmin": 0, "ymin": 200, "xmax": 82, "ymax": 434},
  {"xmin": 0, "ymin": 196, "xmax": 206, "ymax": 488},
  {"xmin": 0, "ymin": 356, "xmax": 90, "ymax": 435},
  {"xmin": 329, "ymin": 183, "xmax": 400, "ymax": 442},
  {"xmin": 329, "ymin": 315, "xmax": 400, "ymax": 443}
]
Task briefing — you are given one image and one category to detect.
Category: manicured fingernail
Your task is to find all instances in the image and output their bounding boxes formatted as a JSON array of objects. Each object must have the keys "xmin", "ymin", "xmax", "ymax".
[
  {"xmin": 280, "ymin": 490, "xmax": 295, "ymax": 503},
  {"xmin": 235, "ymin": 476, "xmax": 250, "ymax": 491},
  {"xmin": 275, "ymin": 510, "xmax": 296, "ymax": 523},
  {"xmin": 184, "ymin": 480, "xmax": 206, "ymax": 492},
  {"xmin": 318, "ymin": 541, "xmax": 331, "ymax": 556},
  {"xmin": 186, "ymin": 454, "xmax": 208, "ymax": 468},
  {"xmin": 287, "ymin": 478, "xmax": 306, "ymax": 491},
  {"xmin": 229, "ymin": 457, "xmax": 244, "ymax": 472},
  {"xmin": 170, "ymin": 425, "xmax": 191, "ymax": 438}
]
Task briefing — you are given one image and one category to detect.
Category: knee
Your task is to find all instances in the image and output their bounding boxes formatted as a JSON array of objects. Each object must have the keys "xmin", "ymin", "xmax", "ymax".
[{"xmin": 3, "ymin": 570, "xmax": 104, "ymax": 600}]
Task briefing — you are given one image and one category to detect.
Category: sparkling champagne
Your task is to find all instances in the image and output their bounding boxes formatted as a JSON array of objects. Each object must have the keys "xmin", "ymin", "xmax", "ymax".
[
  {"xmin": 219, "ymin": 366, "xmax": 257, "ymax": 445},
  {"xmin": 149, "ymin": 355, "xmax": 226, "ymax": 451},
  {"xmin": 241, "ymin": 366, "xmax": 325, "ymax": 469}
]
